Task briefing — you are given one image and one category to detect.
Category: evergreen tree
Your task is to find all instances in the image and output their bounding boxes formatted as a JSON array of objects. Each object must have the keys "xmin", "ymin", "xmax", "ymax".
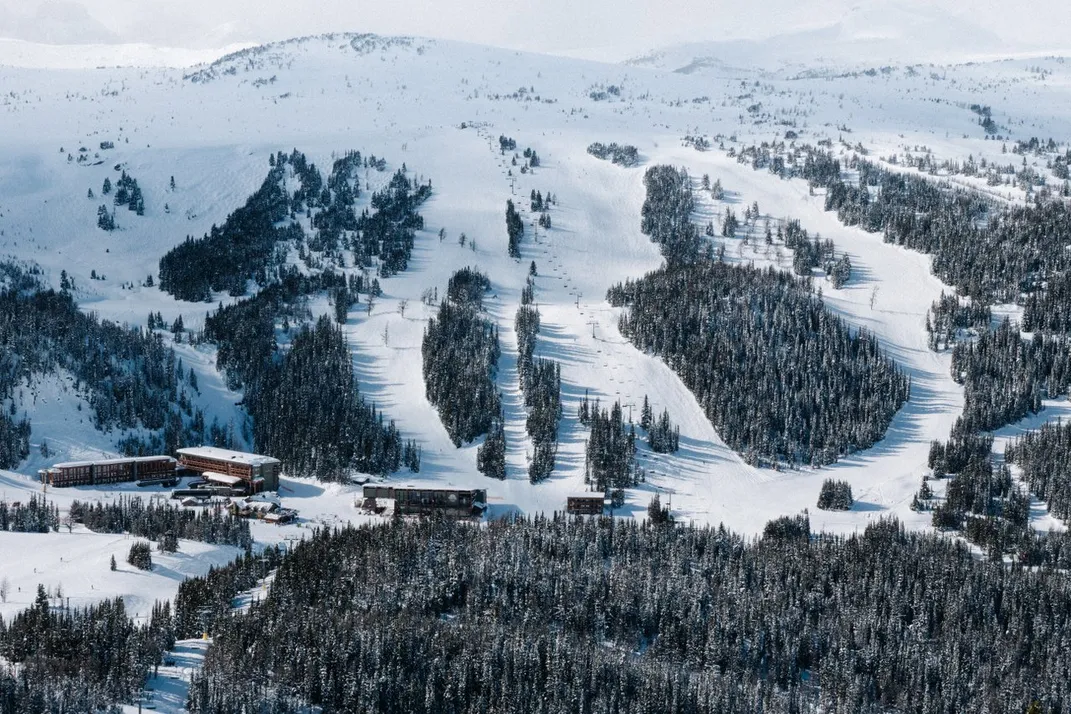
[
  {"xmin": 423, "ymin": 269, "xmax": 501, "ymax": 449},
  {"xmin": 127, "ymin": 541, "xmax": 153, "ymax": 570},
  {"xmin": 476, "ymin": 418, "xmax": 506, "ymax": 480},
  {"xmin": 608, "ymin": 260, "xmax": 908, "ymax": 467},
  {"xmin": 817, "ymin": 479, "xmax": 854, "ymax": 510},
  {"xmin": 506, "ymin": 199, "xmax": 524, "ymax": 258}
]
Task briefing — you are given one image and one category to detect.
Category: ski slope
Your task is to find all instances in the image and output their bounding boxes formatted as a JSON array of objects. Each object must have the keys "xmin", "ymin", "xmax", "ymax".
[{"xmin": 1, "ymin": 33, "xmax": 1071, "ymax": 620}]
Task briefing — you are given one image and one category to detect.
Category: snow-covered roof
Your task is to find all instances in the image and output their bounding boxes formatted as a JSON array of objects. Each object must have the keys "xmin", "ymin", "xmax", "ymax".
[
  {"xmin": 245, "ymin": 493, "xmax": 281, "ymax": 505},
  {"xmin": 202, "ymin": 471, "xmax": 244, "ymax": 485},
  {"xmin": 176, "ymin": 446, "xmax": 280, "ymax": 467},
  {"xmin": 567, "ymin": 492, "xmax": 606, "ymax": 500},
  {"xmin": 49, "ymin": 455, "xmax": 176, "ymax": 469},
  {"xmin": 389, "ymin": 484, "xmax": 486, "ymax": 492}
]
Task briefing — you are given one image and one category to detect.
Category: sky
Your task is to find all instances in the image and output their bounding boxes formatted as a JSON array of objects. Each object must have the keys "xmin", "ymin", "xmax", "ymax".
[{"xmin": 0, "ymin": 0, "xmax": 1068, "ymax": 59}]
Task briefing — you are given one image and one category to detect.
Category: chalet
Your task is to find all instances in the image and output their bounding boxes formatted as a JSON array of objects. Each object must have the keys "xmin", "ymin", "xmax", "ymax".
[
  {"xmin": 566, "ymin": 493, "xmax": 606, "ymax": 516},
  {"xmin": 39, "ymin": 456, "xmax": 176, "ymax": 488},
  {"xmin": 228, "ymin": 499, "xmax": 278, "ymax": 519},
  {"xmin": 362, "ymin": 485, "xmax": 487, "ymax": 518},
  {"xmin": 176, "ymin": 446, "xmax": 281, "ymax": 492}
]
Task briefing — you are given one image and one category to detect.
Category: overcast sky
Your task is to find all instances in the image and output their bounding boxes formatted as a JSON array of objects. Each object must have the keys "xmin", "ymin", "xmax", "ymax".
[{"xmin": 0, "ymin": 0, "xmax": 1068, "ymax": 57}]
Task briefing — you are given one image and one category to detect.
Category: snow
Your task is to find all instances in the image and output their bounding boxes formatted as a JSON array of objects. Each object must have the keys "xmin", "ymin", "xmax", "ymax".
[
  {"xmin": 4, "ymin": 1, "xmax": 1069, "ymax": 64},
  {"xmin": 0, "ymin": 504, "xmax": 240, "ymax": 625},
  {"xmin": 50, "ymin": 455, "xmax": 175, "ymax": 469},
  {"xmin": 0, "ymin": 38, "xmax": 252, "ymax": 69},
  {"xmin": 176, "ymin": 446, "xmax": 279, "ymax": 468},
  {"xmin": 0, "ymin": 31, "xmax": 1070, "ymax": 630},
  {"xmin": 118, "ymin": 639, "xmax": 208, "ymax": 714}
]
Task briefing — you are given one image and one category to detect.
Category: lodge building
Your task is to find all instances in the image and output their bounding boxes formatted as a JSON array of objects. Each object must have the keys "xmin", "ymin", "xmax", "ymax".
[
  {"xmin": 362, "ymin": 484, "xmax": 487, "ymax": 518},
  {"xmin": 176, "ymin": 446, "xmax": 281, "ymax": 492},
  {"xmin": 38, "ymin": 456, "xmax": 177, "ymax": 488},
  {"xmin": 566, "ymin": 493, "xmax": 607, "ymax": 516}
]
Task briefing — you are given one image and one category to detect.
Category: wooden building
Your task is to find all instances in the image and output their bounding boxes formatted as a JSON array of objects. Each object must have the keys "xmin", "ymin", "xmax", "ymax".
[
  {"xmin": 362, "ymin": 485, "xmax": 487, "ymax": 518},
  {"xmin": 176, "ymin": 447, "xmax": 281, "ymax": 492},
  {"xmin": 566, "ymin": 493, "xmax": 606, "ymax": 516},
  {"xmin": 228, "ymin": 498, "xmax": 279, "ymax": 519},
  {"xmin": 39, "ymin": 456, "xmax": 176, "ymax": 488}
]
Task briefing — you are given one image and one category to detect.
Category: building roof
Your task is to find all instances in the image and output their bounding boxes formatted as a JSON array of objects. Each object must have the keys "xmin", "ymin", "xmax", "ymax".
[
  {"xmin": 567, "ymin": 492, "xmax": 606, "ymax": 500},
  {"xmin": 202, "ymin": 471, "xmax": 244, "ymax": 485},
  {"xmin": 50, "ymin": 455, "xmax": 176, "ymax": 469},
  {"xmin": 176, "ymin": 446, "xmax": 280, "ymax": 467},
  {"xmin": 380, "ymin": 484, "xmax": 487, "ymax": 493}
]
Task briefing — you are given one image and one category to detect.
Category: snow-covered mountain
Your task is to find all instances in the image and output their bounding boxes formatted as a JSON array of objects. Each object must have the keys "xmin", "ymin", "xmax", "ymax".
[
  {"xmin": 3, "ymin": 0, "xmax": 1069, "ymax": 64},
  {"xmin": 626, "ymin": 3, "xmax": 1015, "ymax": 73},
  {"xmin": 2, "ymin": 29, "xmax": 1071, "ymax": 627}
]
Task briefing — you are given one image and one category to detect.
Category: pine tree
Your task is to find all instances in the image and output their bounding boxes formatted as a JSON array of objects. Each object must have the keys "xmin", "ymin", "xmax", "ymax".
[
  {"xmin": 640, "ymin": 395, "xmax": 652, "ymax": 431},
  {"xmin": 127, "ymin": 541, "xmax": 153, "ymax": 570}
]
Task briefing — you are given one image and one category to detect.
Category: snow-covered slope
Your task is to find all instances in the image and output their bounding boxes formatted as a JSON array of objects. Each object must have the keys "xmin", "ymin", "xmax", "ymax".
[
  {"xmin": 626, "ymin": 3, "xmax": 1020, "ymax": 73},
  {"xmin": 1, "ymin": 32, "xmax": 1070, "ymax": 589}
]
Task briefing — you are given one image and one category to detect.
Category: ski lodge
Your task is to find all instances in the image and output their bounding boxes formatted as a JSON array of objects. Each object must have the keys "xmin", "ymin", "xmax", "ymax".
[
  {"xmin": 362, "ymin": 484, "xmax": 487, "ymax": 518},
  {"xmin": 176, "ymin": 446, "xmax": 281, "ymax": 492},
  {"xmin": 38, "ymin": 456, "xmax": 176, "ymax": 488},
  {"xmin": 566, "ymin": 493, "xmax": 607, "ymax": 516}
]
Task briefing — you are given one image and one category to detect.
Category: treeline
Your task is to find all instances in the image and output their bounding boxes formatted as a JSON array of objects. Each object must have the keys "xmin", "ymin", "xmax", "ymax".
[
  {"xmin": 159, "ymin": 152, "xmax": 294, "ymax": 301},
  {"xmin": 423, "ymin": 269, "xmax": 503, "ymax": 460},
  {"xmin": 587, "ymin": 141, "xmax": 639, "ymax": 167},
  {"xmin": 185, "ymin": 516, "xmax": 1071, "ymax": 714},
  {"xmin": 70, "ymin": 496, "xmax": 252, "ymax": 548},
  {"xmin": 736, "ymin": 140, "xmax": 1071, "ymax": 549},
  {"xmin": 253, "ymin": 316, "xmax": 413, "ymax": 479},
  {"xmin": 609, "ymin": 261, "xmax": 909, "ymax": 467},
  {"xmin": 0, "ymin": 590, "xmax": 174, "ymax": 712},
  {"xmin": 516, "ymin": 272, "xmax": 562, "ymax": 483},
  {"xmin": 160, "ymin": 149, "xmax": 430, "ymax": 301},
  {"xmin": 922, "ymin": 319, "xmax": 1071, "ymax": 556},
  {"xmin": 1005, "ymin": 419, "xmax": 1071, "ymax": 521},
  {"xmin": 173, "ymin": 546, "xmax": 284, "ymax": 639},
  {"xmin": 352, "ymin": 168, "xmax": 430, "ymax": 276},
  {"xmin": 0, "ymin": 262, "xmax": 206, "ymax": 466},
  {"xmin": 201, "ymin": 270, "xmax": 417, "ymax": 479},
  {"xmin": 926, "ymin": 292, "xmax": 991, "ymax": 350},
  {"xmin": 0, "ymin": 496, "xmax": 58, "ymax": 533},
  {"xmin": 640, "ymin": 396, "xmax": 680, "ymax": 453},
  {"xmin": 949, "ymin": 319, "xmax": 1070, "ymax": 433},
  {"xmin": 817, "ymin": 479, "xmax": 854, "ymax": 510},
  {"xmin": 505, "ymin": 199, "xmax": 524, "ymax": 258},
  {"xmin": 312, "ymin": 156, "xmax": 431, "ymax": 276},
  {"xmin": 773, "ymin": 144, "xmax": 1071, "ymax": 318},
  {"xmin": 578, "ymin": 394, "xmax": 637, "ymax": 494},
  {"xmin": 640, "ymin": 165, "xmax": 701, "ymax": 264}
]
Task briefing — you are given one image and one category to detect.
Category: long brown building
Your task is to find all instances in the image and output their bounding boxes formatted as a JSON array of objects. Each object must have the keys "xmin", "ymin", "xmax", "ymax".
[
  {"xmin": 362, "ymin": 484, "xmax": 487, "ymax": 518},
  {"xmin": 176, "ymin": 447, "xmax": 281, "ymax": 492},
  {"xmin": 38, "ymin": 456, "xmax": 176, "ymax": 487},
  {"xmin": 566, "ymin": 493, "xmax": 606, "ymax": 516}
]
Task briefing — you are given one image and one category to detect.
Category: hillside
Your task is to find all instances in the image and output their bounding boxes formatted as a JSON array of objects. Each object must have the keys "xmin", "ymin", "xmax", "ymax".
[{"xmin": 0, "ymin": 31, "xmax": 1068, "ymax": 604}]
